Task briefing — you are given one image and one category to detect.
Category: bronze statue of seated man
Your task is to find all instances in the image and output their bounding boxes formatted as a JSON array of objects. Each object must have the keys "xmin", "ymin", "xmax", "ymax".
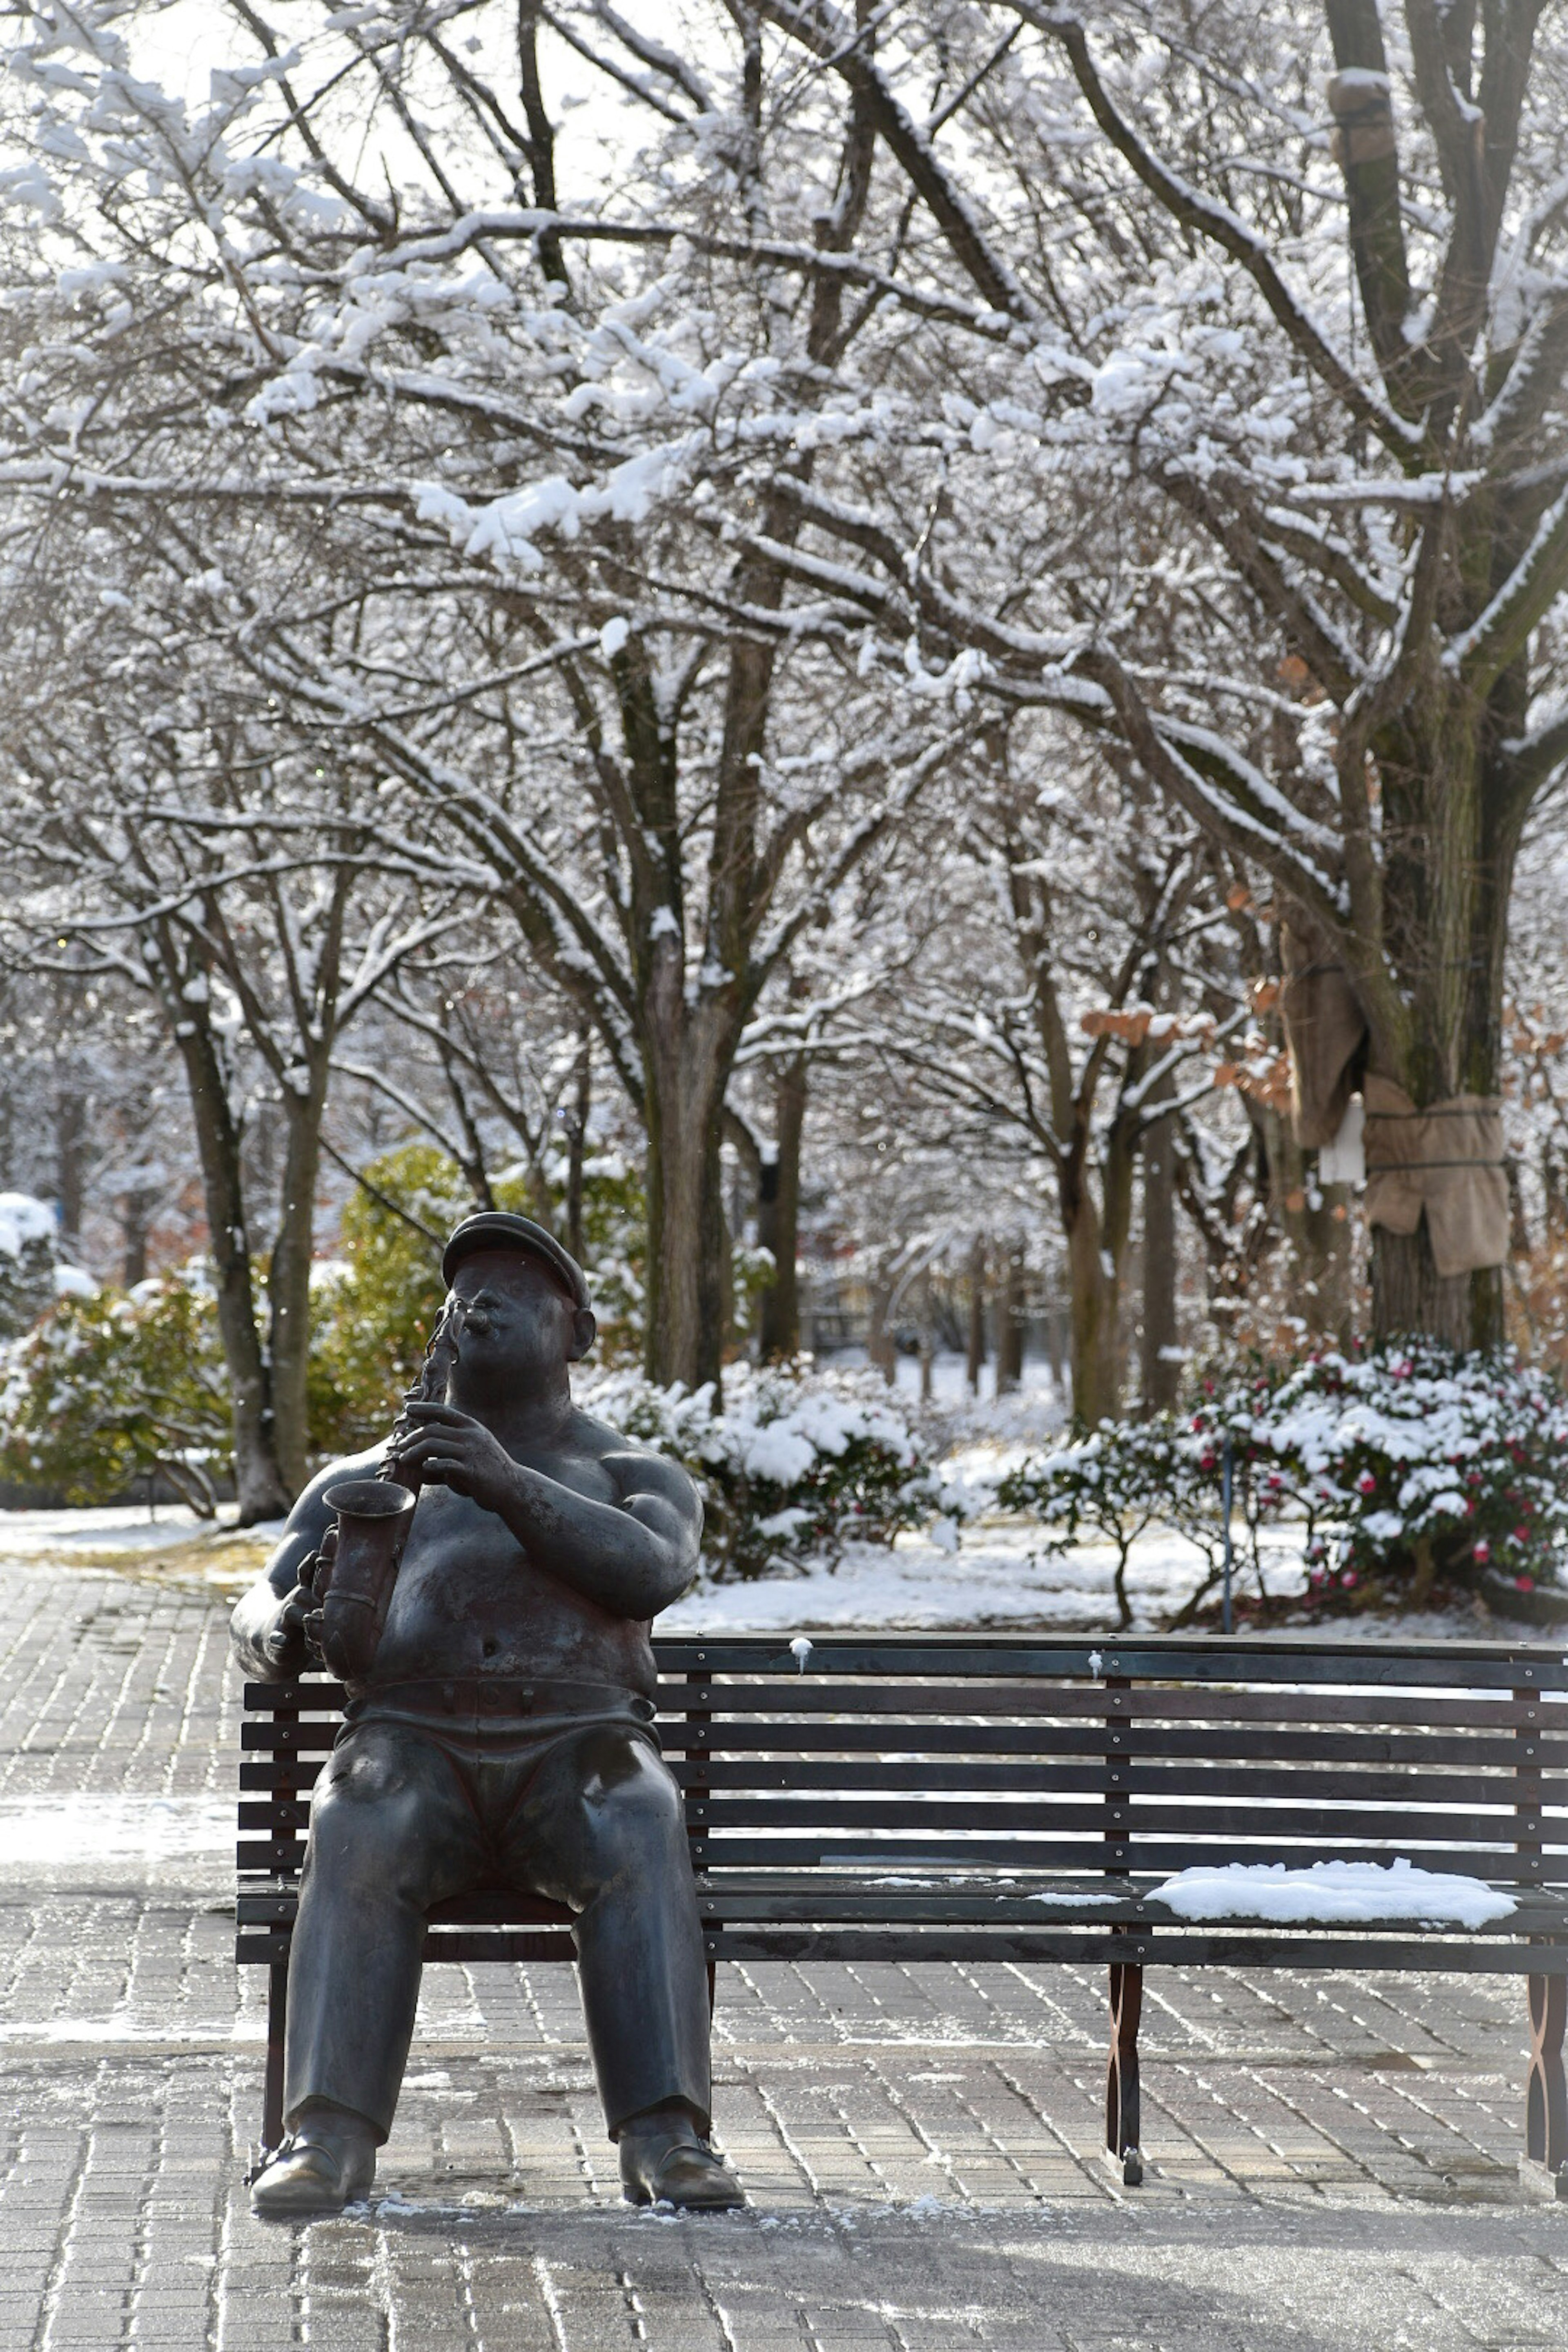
[{"xmin": 230, "ymin": 1211, "xmax": 741, "ymax": 2217}]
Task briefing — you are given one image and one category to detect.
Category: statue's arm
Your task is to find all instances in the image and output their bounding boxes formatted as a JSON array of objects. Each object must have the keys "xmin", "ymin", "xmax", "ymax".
[
  {"xmin": 534, "ymin": 1446, "xmax": 703, "ymax": 1617},
  {"xmin": 227, "ymin": 1451, "xmax": 376, "ymax": 1679},
  {"xmin": 393, "ymin": 1403, "xmax": 701, "ymax": 1617}
]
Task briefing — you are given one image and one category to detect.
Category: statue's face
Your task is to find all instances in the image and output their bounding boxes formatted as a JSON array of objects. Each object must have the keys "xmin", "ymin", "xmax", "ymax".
[{"xmin": 446, "ymin": 1250, "xmax": 589, "ymax": 1395}]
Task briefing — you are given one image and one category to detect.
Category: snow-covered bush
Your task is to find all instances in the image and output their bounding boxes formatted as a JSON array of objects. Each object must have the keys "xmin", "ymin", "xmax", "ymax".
[
  {"xmin": 0, "ymin": 1268, "xmax": 232, "ymax": 1511},
  {"xmin": 579, "ymin": 1362, "xmax": 944, "ymax": 1579},
  {"xmin": 1191, "ymin": 1344, "xmax": 1568, "ymax": 1604},
  {"xmin": 1000, "ymin": 1344, "xmax": 1568, "ymax": 1618},
  {"xmin": 998, "ymin": 1420, "xmax": 1218, "ymax": 1628},
  {"xmin": 0, "ymin": 1193, "xmax": 59, "ymax": 1339}
]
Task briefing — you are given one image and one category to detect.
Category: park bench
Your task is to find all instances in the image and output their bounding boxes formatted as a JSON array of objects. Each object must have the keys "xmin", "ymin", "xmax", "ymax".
[{"xmin": 238, "ymin": 1632, "xmax": 1568, "ymax": 2195}]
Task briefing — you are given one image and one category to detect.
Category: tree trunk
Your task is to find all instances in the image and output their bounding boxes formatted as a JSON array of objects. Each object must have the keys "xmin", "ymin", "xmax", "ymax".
[
  {"xmin": 564, "ymin": 1034, "xmax": 591, "ymax": 1262},
  {"xmin": 868, "ymin": 1272, "xmax": 897, "ymax": 1383},
  {"xmin": 267, "ymin": 1093, "xmax": 326, "ymax": 1499},
  {"xmin": 757, "ymin": 1054, "xmax": 806, "ymax": 1361},
  {"xmin": 996, "ymin": 1245, "xmax": 1025, "ymax": 1394},
  {"xmin": 1259, "ymin": 1109, "xmax": 1354, "ymax": 1345},
  {"xmin": 641, "ymin": 1005, "xmax": 730, "ymax": 1392},
  {"xmin": 56, "ymin": 1080, "xmax": 87, "ymax": 1250},
  {"xmin": 965, "ymin": 1234, "xmax": 987, "ymax": 1394},
  {"xmin": 1371, "ymin": 1222, "xmax": 1490, "ymax": 1353},
  {"xmin": 1066, "ymin": 1207, "xmax": 1119, "ymax": 1427},
  {"xmin": 174, "ymin": 1024, "xmax": 290, "ymax": 1523},
  {"xmin": 1139, "ymin": 1112, "xmax": 1179, "ymax": 1414},
  {"xmin": 121, "ymin": 1187, "xmax": 157, "ymax": 1288}
]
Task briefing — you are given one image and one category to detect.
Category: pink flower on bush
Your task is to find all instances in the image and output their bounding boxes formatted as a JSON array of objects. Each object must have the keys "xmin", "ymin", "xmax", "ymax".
[
  {"xmin": 1473, "ymin": 1540, "xmax": 1490, "ymax": 1565},
  {"xmin": 1356, "ymin": 1470, "xmax": 1377, "ymax": 1496},
  {"xmin": 1340, "ymin": 1568, "xmax": 1358, "ymax": 1588},
  {"xmin": 1515, "ymin": 1574, "xmax": 1535, "ymax": 1592}
]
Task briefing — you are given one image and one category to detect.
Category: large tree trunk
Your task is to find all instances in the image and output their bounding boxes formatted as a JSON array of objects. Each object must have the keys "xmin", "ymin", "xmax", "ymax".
[
  {"xmin": 1139, "ymin": 1111, "xmax": 1179, "ymax": 1414},
  {"xmin": 641, "ymin": 984, "xmax": 731, "ymax": 1390},
  {"xmin": 1362, "ymin": 680, "xmax": 1520, "ymax": 1352},
  {"xmin": 757, "ymin": 1054, "xmax": 806, "ymax": 1361},
  {"xmin": 1371, "ymin": 1223, "xmax": 1491, "ymax": 1353},
  {"xmin": 175, "ymin": 1024, "xmax": 290, "ymax": 1523}
]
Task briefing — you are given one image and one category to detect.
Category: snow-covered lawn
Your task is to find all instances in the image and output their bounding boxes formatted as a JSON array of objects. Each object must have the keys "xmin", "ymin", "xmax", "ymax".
[
  {"xmin": 661, "ymin": 1518, "xmax": 1215, "ymax": 1633},
  {"xmin": 0, "ymin": 1494, "xmax": 1489, "ymax": 1636},
  {"xmin": 0, "ymin": 1503, "xmax": 264, "ymax": 1556}
]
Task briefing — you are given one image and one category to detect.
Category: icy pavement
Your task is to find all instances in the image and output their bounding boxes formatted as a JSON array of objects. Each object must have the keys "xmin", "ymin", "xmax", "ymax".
[{"xmin": 0, "ymin": 1553, "xmax": 1562, "ymax": 2350}]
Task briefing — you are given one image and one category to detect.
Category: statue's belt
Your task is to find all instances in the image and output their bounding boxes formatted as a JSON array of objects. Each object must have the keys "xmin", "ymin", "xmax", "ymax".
[{"xmin": 343, "ymin": 1675, "xmax": 655, "ymax": 1724}]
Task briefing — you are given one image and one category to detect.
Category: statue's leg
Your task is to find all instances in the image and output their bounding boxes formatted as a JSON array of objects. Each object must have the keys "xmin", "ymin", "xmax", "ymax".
[
  {"xmin": 509, "ymin": 1725, "xmax": 712, "ymax": 2137},
  {"xmin": 284, "ymin": 1720, "xmax": 479, "ymax": 2140}
]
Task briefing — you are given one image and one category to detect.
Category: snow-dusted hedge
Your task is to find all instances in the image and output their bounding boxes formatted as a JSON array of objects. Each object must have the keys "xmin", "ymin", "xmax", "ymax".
[
  {"xmin": 579, "ymin": 1362, "xmax": 944, "ymax": 1579},
  {"xmin": 1192, "ymin": 1343, "xmax": 1568, "ymax": 1601},
  {"xmin": 1000, "ymin": 1344, "xmax": 1568, "ymax": 1614},
  {"xmin": 0, "ymin": 1269, "xmax": 232, "ymax": 1512}
]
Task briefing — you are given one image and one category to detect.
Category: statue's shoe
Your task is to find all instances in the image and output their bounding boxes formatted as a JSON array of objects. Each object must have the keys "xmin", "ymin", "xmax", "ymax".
[
  {"xmin": 621, "ymin": 2132, "xmax": 744, "ymax": 2210},
  {"xmin": 251, "ymin": 2129, "xmax": 375, "ymax": 2218}
]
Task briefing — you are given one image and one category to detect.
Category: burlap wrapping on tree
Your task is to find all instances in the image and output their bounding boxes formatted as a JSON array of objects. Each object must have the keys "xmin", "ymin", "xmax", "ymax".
[
  {"xmin": 1361, "ymin": 1074, "xmax": 1510, "ymax": 1277},
  {"xmin": 1280, "ymin": 914, "xmax": 1366, "ymax": 1147}
]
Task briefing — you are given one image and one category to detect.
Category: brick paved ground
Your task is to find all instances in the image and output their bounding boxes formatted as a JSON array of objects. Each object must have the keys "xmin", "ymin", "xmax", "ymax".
[{"xmin": 0, "ymin": 1557, "xmax": 1564, "ymax": 2350}]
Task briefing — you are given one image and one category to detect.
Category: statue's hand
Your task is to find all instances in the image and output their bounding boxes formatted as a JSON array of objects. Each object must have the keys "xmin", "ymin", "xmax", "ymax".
[
  {"xmin": 263, "ymin": 1583, "xmax": 315, "ymax": 1670},
  {"xmin": 394, "ymin": 1402, "xmax": 523, "ymax": 1518}
]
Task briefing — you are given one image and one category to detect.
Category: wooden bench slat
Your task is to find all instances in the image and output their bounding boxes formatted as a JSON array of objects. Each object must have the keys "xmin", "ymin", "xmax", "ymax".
[
  {"xmin": 670, "ymin": 1758, "xmax": 1568, "ymax": 1804},
  {"xmin": 238, "ymin": 1691, "xmax": 1563, "ymax": 1750},
  {"xmin": 653, "ymin": 1679, "xmax": 1568, "ymax": 1715},
  {"xmin": 653, "ymin": 1639, "xmax": 1568, "ymax": 1685},
  {"xmin": 690, "ymin": 1927, "xmax": 1568, "ymax": 1971},
  {"xmin": 659, "ymin": 1716, "xmax": 1568, "ymax": 1758},
  {"xmin": 679, "ymin": 1835, "xmax": 1568, "ymax": 1875},
  {"xmin": 679, "ymin": 1793, "xmax": 1565, "ymax": 1836}
]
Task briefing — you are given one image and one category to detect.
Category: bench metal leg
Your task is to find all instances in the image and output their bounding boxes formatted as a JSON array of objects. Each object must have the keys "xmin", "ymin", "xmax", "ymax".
[
  {"xmin": 706, "ymin": 1959, "xmax": 717, "ymax": 2019},
  {"xmin": 258, "ymin": 1960, "xmax": 288, "ymax": 2174},
  {"xmin": 1527, "ymin": 1972, "xmax": 1567, "ymax": 2192},
  {"xmin": 1106, "ymin": 1963, "xmax": 1143, "ymax": 2187}
]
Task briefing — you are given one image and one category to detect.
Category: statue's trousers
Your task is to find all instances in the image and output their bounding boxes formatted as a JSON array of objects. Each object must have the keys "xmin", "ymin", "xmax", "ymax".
[{"xmin": 282, "ymin": 1685, "xmax": 712, "ymax": 2139}]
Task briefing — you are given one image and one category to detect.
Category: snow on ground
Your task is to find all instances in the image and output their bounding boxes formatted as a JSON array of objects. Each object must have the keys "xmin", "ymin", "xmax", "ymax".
[
  {"xmin": 0, "ymin": 1504, "xmax": 286, "ymax": 1558},
  {"xmin": 665, "ymin": 1519, "xmax": 1262, "ymax": 1634},
  {"xmin": 0, "ymin": 1794, "xmax": 236, "ymax": 1867}
]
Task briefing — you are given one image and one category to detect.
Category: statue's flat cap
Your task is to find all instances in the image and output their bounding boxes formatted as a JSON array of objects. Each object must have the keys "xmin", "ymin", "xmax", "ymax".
[{"xmin": 442, "ymin": 1212, "xmax": 590, "ymax": 1309}]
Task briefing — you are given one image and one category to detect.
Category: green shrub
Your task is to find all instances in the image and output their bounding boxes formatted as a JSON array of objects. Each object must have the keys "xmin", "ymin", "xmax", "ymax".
[{"xmin": 0, "ymin": 1270, "xmax": 232, "ymax": 1511}]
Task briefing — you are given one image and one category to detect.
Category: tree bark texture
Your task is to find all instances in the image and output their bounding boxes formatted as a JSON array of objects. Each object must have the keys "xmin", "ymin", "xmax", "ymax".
[
  {"xmin": 757, "ymin": 1054, "xmax": 806, "ymax": 1361},
  {"xmin": 996, "ymin": 1246, "xmax": 1025, "ymax": 1394},
  {"xmin": 1139, "ymin": 1112, "xmax": 1179, "ymax": 1414},
  {"xmin": 965, "ymin": 1234, "xmax": 987, "ymax": 1393},
  {"xmin": 174, "ymin": 1020, "xmax": 290, "ymax": 1523}
]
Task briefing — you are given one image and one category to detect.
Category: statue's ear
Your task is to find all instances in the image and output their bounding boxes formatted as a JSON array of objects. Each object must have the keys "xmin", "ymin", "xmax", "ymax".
[{"xmin": 568, "ymin": 1306, "xmax": 597, "ymax": 1362}]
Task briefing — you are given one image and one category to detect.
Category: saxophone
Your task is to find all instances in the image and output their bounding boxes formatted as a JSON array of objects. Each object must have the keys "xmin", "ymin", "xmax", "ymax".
[{"xmin": 306, "ymin": 1307, "xmax": 459, "ymax": 1681}]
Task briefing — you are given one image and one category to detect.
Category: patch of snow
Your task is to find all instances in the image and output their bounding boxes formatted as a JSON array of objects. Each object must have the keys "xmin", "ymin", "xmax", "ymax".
[
  {"xmin": 52, "ymin": 1262, "xmax": 97, "ymax": 1298},
  {"xmin": 0, "ymin": 1795, "xmax": 236, "ymax": 1868},
  {"xmin": 1150, "ymin": 1858, "xmax": 1515, "ymax": 1929}
]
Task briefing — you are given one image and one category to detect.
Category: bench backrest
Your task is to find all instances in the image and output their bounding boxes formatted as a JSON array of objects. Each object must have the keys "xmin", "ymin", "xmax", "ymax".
[{"xmin": 241, "ymin": 1633, "xmax": 1568, "ymax": 1890}]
